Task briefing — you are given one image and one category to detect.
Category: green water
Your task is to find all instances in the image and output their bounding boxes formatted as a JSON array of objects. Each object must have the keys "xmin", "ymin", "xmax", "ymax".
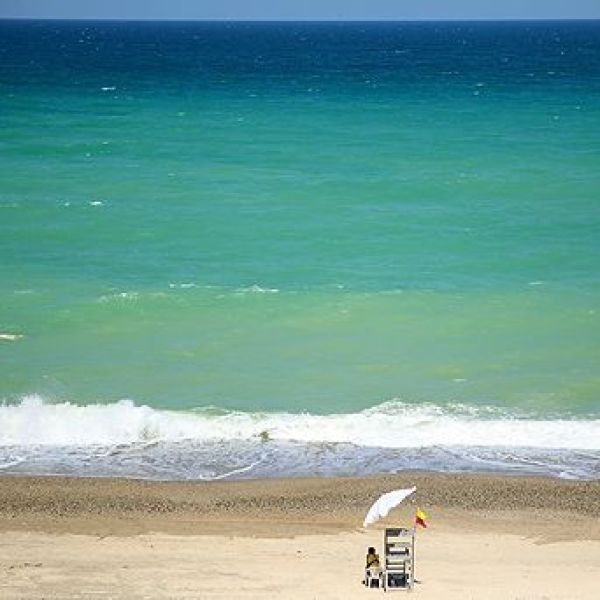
[{"xmin": 1, "ymin": 20, "xmax": 599, "ymax": 416}]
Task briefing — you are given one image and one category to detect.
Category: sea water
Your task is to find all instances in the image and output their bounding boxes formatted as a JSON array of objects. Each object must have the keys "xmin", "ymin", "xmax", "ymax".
[{"xmin": 0, "ymin": 20, "xmax": 599, "ymax": 480}]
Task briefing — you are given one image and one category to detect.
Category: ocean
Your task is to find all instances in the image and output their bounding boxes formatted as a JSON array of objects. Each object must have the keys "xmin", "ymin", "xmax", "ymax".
[{"xmin": 0, "ymin": 20, "xmax": 599, "ymax": 480}]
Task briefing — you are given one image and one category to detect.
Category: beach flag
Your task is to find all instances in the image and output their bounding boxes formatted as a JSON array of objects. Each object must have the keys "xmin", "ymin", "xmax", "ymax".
[{"xmin": 415, "ymin": 508, "xmax": 428, "ymax": 528}]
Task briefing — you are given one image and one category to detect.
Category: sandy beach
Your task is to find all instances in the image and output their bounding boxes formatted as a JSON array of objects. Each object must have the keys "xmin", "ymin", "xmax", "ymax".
[{"xmin": 0, "ymin": 473, "xmax": 598, "ymax": 599}]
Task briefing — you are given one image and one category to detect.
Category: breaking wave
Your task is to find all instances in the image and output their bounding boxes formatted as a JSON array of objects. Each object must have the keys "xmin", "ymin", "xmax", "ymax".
[
  {"xmin": 0, "ymin": 396, "xmax": 598, "ymax": 481},
  {"xmin": 1, "ymin": 395, "xmax": 598, "ymax": 450}
]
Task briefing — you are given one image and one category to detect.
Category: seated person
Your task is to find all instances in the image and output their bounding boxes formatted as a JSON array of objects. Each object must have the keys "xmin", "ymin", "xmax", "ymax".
[
  {"xmin": 366, "ymin": 546, "xmax": 380, "ymax": 570},
  {"xmin": 363, "ymin": 546, "xmax": 381, "ymax": 586}
]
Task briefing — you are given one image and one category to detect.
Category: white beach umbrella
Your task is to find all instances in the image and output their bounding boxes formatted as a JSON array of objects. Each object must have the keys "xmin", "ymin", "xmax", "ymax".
[{"xmin": 362, "ymin": 486, "xmax": 416, "ymax": 527}]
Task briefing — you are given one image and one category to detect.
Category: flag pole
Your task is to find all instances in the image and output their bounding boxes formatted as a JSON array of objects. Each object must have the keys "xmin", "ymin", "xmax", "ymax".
[
  {"xmin": 412, "ymin": 522, "xmax": 416, "ymax": 590},
  {"xmin": 412, "ymin": 507, "xmax": 428, "ymax": 589}
]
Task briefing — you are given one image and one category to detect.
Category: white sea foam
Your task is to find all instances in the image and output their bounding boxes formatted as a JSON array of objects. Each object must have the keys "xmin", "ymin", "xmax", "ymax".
[
  {"xmin": 0, "ymin": 458, "xmax": 25, "ymax": 469},
  {"xmin": 0, "ymin": 396, "xmax": 598, "ymax": 451},
  {"xmin": 168, "ymin": 282, "xmax": 197, "ymax": 289},
  {"xmin": 235, "ymin": 285, "xmax": 279, "ymax": 294},
  {"xmin": 0, "ymin": 333, "xmax": 23, "ymax": 342},
  {"xmin": 98, "ymin": 291, "xmax": 139, "ymax": 302}
]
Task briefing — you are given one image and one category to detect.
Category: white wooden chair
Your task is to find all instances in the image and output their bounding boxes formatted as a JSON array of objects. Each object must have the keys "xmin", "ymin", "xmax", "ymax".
[
  {"xmin": 382, "ymin": 527, "xmax": 415, "ymax": 591},
  {"xmin": 365, "ymin": 564, "xmax": 382, "ymax": 588}
]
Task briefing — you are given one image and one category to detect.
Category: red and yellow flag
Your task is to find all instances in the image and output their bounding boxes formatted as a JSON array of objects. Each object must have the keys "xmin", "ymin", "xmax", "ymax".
[{"xmin": 415, "ymin": 508, "xmax": 428, "ymax": 528}]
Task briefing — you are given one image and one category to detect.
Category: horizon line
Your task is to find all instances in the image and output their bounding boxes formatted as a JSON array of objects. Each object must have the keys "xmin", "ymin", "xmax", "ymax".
[{"xmin": 1, "ymin": 17, "xmax": 599, "ymax": 23}]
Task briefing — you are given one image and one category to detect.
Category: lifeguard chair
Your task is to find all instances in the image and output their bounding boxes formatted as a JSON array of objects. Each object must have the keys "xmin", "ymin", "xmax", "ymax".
[{"xmin": 382, "ymin": 527, "xmax": 415, "ymax": 591}]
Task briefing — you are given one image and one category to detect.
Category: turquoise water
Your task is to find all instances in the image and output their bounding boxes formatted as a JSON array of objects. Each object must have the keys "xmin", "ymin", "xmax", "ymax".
[{"xmin": 0, "ymin": 21, "xmax": 599, "ymax": 479}]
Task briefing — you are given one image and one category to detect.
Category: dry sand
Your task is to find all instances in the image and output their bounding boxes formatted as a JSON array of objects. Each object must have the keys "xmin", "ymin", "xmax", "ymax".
[{"xmin": 0, "ymin": 473, "xmax": 598, "ymax": 599}]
